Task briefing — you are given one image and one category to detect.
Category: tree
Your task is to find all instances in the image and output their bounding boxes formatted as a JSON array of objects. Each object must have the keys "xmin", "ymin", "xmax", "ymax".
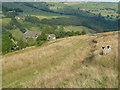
[
  {"xmin": 57, "ymin": 26, "xmax": 65, "ymax": 38},
  {"xmin": 14, "ymin": 8, "xmax": 23, "ymax": 12},
  {"xmin": 42, "ymin": 25, "xmax": 53, "ymax": 34},
  {"xmin": 107, "ymin": 15, "xmax": 110, "ymax": 18},
  {"xmin": 81, "ymin": 30, "xmax": 86, "ymax": 35},
  {"xmin": 17, "ymin": 40, "xmax": 27, "ymax": 49},
  {"xmin": 75, "ymin": 31, "xmax": 81, "ymax": 35},
  {"xmin": 111, "ymin": 15, "xmax": 113, "ymax": 17},
  {"xmin": 37, "ymin": 32, "xmax": 47, "ymax": 41},
  {"xmin": 98, "ymin": 13, "xmax": 102, "ymax": 17},
  {"xmin": 26, "ymin": 38, "xmax": 35, "ymax": 46},
  {"xmin": 25, "ymin": 16, "xmax": 40, "ymax": 23},
  {"xmin": 36, "ymin": 32, "xmax": 47, "ymax": 46},
  {"xmin": 116, "ymin": 16, "xmax": 119, "ymax": 19},
  {"xmin": 2, "ymin": 31, "xmax": 14, "ymax": 54}
]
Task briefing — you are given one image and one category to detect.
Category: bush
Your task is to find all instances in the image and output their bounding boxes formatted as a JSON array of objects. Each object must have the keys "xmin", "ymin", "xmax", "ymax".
[
  {"xmin": 81, "ymin": 30, "xmax": 86, "ymax": 35},
  {"xmin": 17, "ymin": 40, "xmax": 28, "ymax": 49},
  {"xmin": 2, "ymin": 31, "xmax": 14, "ymax": 54},
  {"xmin": 35, "ymin": 41, "xmax": 46, "ymax": 46},
  {"xmin": 26, "ymin": 38, "xmax": 35, "ymax": 46},
  {"xmin": 37, "ymin": 32, "xmax": 47, "ymax": 41},
  {"xmin": 25, "ymin": 16, "xmax": 40, "ymax": 23}
]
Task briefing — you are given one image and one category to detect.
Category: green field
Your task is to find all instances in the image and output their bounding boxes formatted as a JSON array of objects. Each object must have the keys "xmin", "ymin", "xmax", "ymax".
[
  {"xmin": 32, "ymin": 15, "xmax": 69, "ymax": 20},
  {"xmin": 9, "ymin": 29, "xmax": 23, "ymax": 40},
  {"xmin": 2, "ymin": 18, "xmax": 11, "ymax": 26},
  {"xmin": 49, "ymin": 2, "xmax": 118, "ymax": 19},
  {"xmin": 65, "ymin": 2, "xmax": 118, "ymax": 10},
  {"xmin": 63, "ymin": 26, "xmax": 96, "ymax": 33},
  {"xmin": 2, "ymin": 2, "xmax": 61, "ymax": 16}
]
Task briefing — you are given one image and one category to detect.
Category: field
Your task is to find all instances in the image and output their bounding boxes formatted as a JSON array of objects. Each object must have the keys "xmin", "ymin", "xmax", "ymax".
[
  {"xmin": 9, "ymin": 29, "xmax": 23, "ymax": 41},
  {"xmin": 2, "ymin": 31, "xmax": 118, "ymax": 88},
  {"xmin": 68, "ymin": 2, "xmax": 118, "ymax": 15},
  {"xmin": 63, "ymin": 26, "xmax": 95, "ymax": 33},
  {"xmin": 3, "ymin": 2, "xmax": 118, "ymax": 19},
  {"xmin": 49, "ymin": 2, "xmax": 118, "ymax": 19},
  {"xmin": 2, "ymin": 18, "xmax": 11, "ymax": 26},
  {"xmin": 2, "ymin": 2, "xmax": 61, "ymax": 16},
  {"xmin": 32, "ymin": 15, "xmax": 69, "ymax": 20}
]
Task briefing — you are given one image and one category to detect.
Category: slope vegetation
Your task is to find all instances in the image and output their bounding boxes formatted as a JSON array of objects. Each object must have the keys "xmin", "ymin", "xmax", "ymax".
[{"xmin": 2, "ymin": 31, "xmax": 118, "ymax": 88}]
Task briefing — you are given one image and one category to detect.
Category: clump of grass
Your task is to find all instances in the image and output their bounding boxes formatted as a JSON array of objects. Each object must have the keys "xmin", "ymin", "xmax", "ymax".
[
  {"xmin": 86, "ymin": 55, "xmax": 95, "ymax": 63},
  {"xmin": 90, "ymin": 49, "xmax": 96, "ymax": 52},
  {"xmin": 92, "ymin": 40, "xmax": 98, "ymax": 43},
  {"xmin": 62, "ymin": 78, "xmax": 70, "ymax": 86},
  {"xmin": 82, "ymin": 54, "xmax": 95, "ymax": 64}
]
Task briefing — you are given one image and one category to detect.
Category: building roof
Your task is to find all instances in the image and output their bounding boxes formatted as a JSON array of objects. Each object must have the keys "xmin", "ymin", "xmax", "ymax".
[
  {"xmin": 24, "ymin": 30, "xmax": 41, "ymax": 37},
  {"xmin": 47, "ymin": 34, "xmax": 56, "ymax": 37}
]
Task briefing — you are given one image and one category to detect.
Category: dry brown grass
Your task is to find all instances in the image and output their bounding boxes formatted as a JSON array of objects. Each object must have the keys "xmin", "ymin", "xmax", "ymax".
[
  {"xmin": 0, "ymin": 56, "xmax": 2, "ymax": 89},
  {"xmin": 64, "ymin": 2, "xmax": 86, "ymax": 5},
  {"xmin": 2, "ymin": 31, "xmax": 118, "ymax": 88}
]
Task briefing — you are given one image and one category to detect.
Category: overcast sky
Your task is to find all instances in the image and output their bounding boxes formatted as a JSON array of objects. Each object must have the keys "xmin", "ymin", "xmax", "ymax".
[
  {"xmin": 74, "ymin": 0, "xmax": 119, "ymax": 2},
  {"xmin": 40, "ymin": 0, "xmax": 119, "ymax": 2},
  {"xmin": 2, "ymin": 0, "xmax": 119, "ymax": 2}
]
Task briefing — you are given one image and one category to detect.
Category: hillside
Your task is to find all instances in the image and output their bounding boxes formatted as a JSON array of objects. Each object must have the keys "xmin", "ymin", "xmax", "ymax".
[
  {"xmin": 63, "ymin": 2, "xmax": 118, "ymax": 18},
  {"xmin": 2, "ymin": 2, "xmax": 61, "ymax": 16},
  {"xmin": 2, "ymin": 31, "xmax": 118, "ymax": 88},
  {"xmin": 2, "ymin": 2, "xmax": 118, "ymax": 33}
]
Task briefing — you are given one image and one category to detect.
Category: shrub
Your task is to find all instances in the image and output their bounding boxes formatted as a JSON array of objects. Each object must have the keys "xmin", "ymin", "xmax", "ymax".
[
  {"xmin": 37, "ymin": 32, "xmax": 47, "ymax": 41},
  {"xmin": 81, "ymin": 30, "xmax": 86, "ymax": 35},
  {"xmin": 2, "ymin": 31, "xmax": 14, "ymax": 54},
  {"xmin": 25, "ymin": 16, "xmax": 40, "ymax": 23},
  {"xmin": 35, "ymin": 41, "xmax": 46, "ymax": 46}
]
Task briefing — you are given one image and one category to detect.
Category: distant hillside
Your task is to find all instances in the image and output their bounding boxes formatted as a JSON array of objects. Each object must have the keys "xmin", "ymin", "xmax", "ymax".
[
  {"xmin": 2, "ymin": 2, "xmax": 61, "ymax": 16},
  {"xmin": 2, "ymin": 31, "xmax": 118, "ymax": 88},
  {"xmin": 2, "ymin": 2, "xmax": 118, "ymax": 33}
]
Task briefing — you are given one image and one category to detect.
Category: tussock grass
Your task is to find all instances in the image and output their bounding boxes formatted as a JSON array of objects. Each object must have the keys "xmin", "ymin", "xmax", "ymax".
[{"xmin": 2, "ymin": 31, "xmax": 118, "ymax": 88}]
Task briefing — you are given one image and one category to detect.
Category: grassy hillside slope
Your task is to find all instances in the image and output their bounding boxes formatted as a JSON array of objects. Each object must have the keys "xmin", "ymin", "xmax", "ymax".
[
  {"xmin": 50, "ymin": 2, "xmax": 118, "ymax": 18},
  {"xmin": 2, "ymin": 2, "xmax": 61, "ymax": 16},
  {"xmin": 2, "ymin": 31, "xmax": 118, "ymax": 88}
]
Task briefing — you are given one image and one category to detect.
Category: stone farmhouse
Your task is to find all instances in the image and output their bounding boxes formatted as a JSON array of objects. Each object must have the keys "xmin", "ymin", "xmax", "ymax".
[
  {"xmin": 46, "ymin": 34, "xmax": 56, "ymax": 41},
  {"xmin": 23, "ymin": 30, "xmax": 56, "ymax": 42},
  {"xmin": 15, "ymin": 16, "xmax": 21, "ymax": 20},
  {"xmin": 23, "ymin": 30, "xmax": 41, "ymax": 42}
]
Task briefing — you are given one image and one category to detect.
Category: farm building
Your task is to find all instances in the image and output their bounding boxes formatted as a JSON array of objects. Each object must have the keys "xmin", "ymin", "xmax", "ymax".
[
  {"xmin": 8, "ymin": 10, "xmax": 16, "ymax": 12},
  {"xmin": 23, "ymin": 30, "xmax": 41, "ymax": 42},
  {"xmin": 46, "ymin": 34, "xmax": 56, "ymax": 41},
  {"xmin": 15, "ymin": 16, "xmax": 21, "ymax": 20}
]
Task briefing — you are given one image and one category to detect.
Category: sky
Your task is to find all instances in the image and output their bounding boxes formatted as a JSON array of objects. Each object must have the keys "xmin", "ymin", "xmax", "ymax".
[
  {"xmin": 74, "ymin": 0, "xmax": 119, "ymax": 2},
  {"xmin": 36, "ymin": 0, "xmax": 119, "ymax": 2},
  {"xmin": 1, "ymin": 0, "xmax": 119, "ymax": 2}
]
